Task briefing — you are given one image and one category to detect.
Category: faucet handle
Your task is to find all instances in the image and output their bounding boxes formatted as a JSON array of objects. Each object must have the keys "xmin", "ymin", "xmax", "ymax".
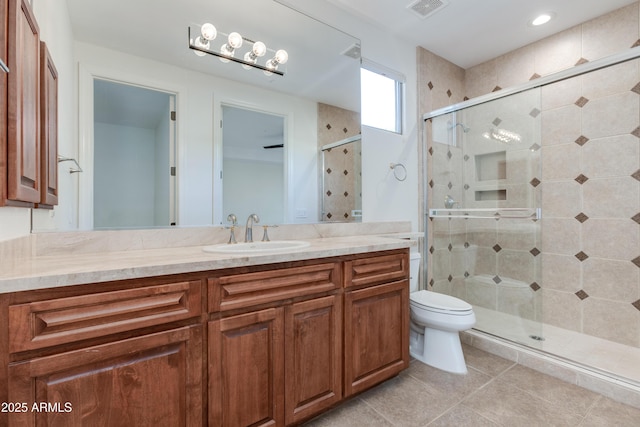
[
  {"xmin": 227, "ymin": 213, "xmax": 238, "ymax": 226},
  {"xmin": 261, "ymin": 225, "xmax": 278, "ymax": 242}
]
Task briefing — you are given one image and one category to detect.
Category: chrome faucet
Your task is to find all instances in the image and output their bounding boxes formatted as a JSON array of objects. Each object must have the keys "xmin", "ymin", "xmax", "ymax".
[
  {"xmin": 226, "ymin": 214, "xmax": 238, "ymax": 244},
  {"xmin": 244, "ymin": 213, "xmax": 260, "ymax": 242}
]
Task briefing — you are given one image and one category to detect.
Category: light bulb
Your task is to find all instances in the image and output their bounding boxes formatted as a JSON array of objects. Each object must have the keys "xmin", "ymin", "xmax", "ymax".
[
  {"xmin": 219, "ymin": 43, "xmax": 234, "ymax": 62},
  {"xmin": 252, "ymin": 41, "xmax": 267, "ymax": 57},
  {"xmin": 201, "ymin": 23, "xmax": 217, "ymax": 40},
  {"xmin": 228, "ymin": 32, "xmax": 243, "ymax": 49},
  {"xmin": 274, "ymin": 49, "xmax": 288, "ymax": 64},
  {"xmin": 266, "ymin": 58, "xmax": 278, "ymax": 71},
  {"xmin": 192, "ymin": 36, "xmax": 209, "ymax": 56}
]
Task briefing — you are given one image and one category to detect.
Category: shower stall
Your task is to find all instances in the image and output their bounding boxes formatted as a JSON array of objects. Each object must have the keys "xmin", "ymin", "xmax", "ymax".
[{"xmin": 423, "ymin": 49, "xmax": 640, "ymax": 387}]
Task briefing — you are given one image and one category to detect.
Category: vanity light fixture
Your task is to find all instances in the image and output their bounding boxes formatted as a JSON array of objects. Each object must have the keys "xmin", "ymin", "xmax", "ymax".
[{"xmin": 189, "ymin": 23, "xmax": 287, "ymax": 76}]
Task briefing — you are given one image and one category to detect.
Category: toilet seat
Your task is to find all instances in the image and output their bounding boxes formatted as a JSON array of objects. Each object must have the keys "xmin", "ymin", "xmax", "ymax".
[{"xmin": 410, "ymin": 290, "xmax": 472, "ymax": 314}]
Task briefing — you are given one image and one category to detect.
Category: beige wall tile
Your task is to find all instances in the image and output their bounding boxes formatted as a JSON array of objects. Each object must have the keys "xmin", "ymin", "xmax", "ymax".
[
  {"xmin": 542, "ymin": 289, "xmax": 583, "ymax": 332},
  {"xmin": 540, "ymin": 77, "xmax": 582, "ymax": 111},
  {"xmin": 582, "ymin": 177, "xmax": 639, "ymax": 219},
  {"xmin": 583, "ymin": 257, "xmax": 640, "ymax": 301},
  {"xmin": 581, "ymin": 92, "xmax": 639, "ymax": 140},
  {"xmin": 541, "ymin": 105, "xmax": 581, "ymax": 146},
  {"xmin": 582, "ymin": 3, "xmax": 640, "ymax": 61},
  {"xmin": 582, "ymin": 58, "xmax": 639, "ymax": 100},
  {"xmin": 582, "ymin": 134, "xmax": 640, "ymax": 179},
  {"xmin": 540, "ymin": 218, "xmax": 581, "ymax": 255},
  {"xmin": 534, "ymin": 26, "xmax": 583, "ymax": 76},
  {"xmin": 465, "ymin": 60, "xmax": 498, "ymax": 99},
  {"xmin": 496, "ymin": 44, "xmax": 536, "ymax": 89},
  {"xmin": 583, "ymin": 297, "xmax": 640, "ymax": 346},
  {"xmin": 582, "ymin": 218, "xmax": 639, "ymax": 259},
  {"xmin": 541, "ymin": 144, "xmax": 581, "ymax": 181},
  {"xmin": 542, "ymin": 253, "xmax": 582, "ymax": 292},
  {"xmin": 541, "ymin": 181, "xmax": 581, "ymax": 218}
]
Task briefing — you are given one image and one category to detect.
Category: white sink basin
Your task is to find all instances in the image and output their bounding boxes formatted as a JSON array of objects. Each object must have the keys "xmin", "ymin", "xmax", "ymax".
[{"xmin": 203, "ymin": 240, "xmax": 310, "ymax": 254}]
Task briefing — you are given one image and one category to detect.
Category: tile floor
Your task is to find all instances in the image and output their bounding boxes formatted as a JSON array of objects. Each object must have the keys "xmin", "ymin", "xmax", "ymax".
[{"xmin": 304, "ymin": 344, "xmax": 640, "ymax": 426}]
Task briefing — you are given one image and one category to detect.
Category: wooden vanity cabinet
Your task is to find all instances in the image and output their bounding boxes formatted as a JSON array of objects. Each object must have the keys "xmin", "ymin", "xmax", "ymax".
[
  {"xmin": 208, "ymin": 261, "xmax": 343, "ymax": 427},
  {"xmin": 4, "ymin": 278, "xmax": 205, "ymax": 427},
  {"xmin": 343, "ymin": 251, "xmax": 410, "ymax": 397}
]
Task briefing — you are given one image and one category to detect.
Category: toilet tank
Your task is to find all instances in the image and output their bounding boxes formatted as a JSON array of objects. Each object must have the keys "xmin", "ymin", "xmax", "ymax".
[{"xmin": 410, "ymin": 252, "xmax": 422, "ymax": 292}]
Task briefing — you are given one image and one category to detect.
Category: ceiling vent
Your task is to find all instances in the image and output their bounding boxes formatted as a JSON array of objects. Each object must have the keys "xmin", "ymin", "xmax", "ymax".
[
  {"xmin": 407, "ymin": 0, "xmax": 449, "ymax": 19},
  {"xmin": 341, "ymin": 43, "xmax": 361, "ymax": 60}
]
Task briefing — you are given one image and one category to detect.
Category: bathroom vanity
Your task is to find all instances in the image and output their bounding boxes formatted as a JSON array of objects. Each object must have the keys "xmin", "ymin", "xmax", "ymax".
[{"xmin": 0, "ymin": 234, "xmax": 410, "ymax": 426}]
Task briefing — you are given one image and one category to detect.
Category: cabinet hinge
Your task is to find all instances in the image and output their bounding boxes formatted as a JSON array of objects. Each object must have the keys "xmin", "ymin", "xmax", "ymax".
[
  {"xmin": 170, "ymin": 111, "xmax": 176, "ymax": 121},
  {"xmin": 170, "ymin": 167, "xmax": 176, "ymax": 176}
]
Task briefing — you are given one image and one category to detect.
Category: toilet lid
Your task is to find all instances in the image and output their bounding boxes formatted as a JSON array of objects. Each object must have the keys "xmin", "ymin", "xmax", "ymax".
[{"xmin": 411, "ymin": 290, "xmax": 472, "ymax": 312}]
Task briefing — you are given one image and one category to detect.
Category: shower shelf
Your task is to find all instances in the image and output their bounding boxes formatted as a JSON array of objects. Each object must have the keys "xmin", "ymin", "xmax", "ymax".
[{"xmin": 429, "ymin": 208, "xmax": 541, "ymax": 220}]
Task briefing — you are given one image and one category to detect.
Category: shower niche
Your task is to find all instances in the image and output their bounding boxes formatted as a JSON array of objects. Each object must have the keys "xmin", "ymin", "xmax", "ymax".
[{"xmin": 474, "ymin": 151, "xmax": 506, "ymax": 201}]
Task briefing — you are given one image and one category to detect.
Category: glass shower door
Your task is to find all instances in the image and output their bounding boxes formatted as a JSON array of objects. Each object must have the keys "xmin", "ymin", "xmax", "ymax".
[{"xmin": 426, "ymin": 88, "xmax": 543, "ymax": 348}]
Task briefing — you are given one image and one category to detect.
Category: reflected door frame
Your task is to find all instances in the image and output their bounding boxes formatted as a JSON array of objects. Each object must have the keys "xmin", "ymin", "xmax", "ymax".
[{"xmin": 77, "ymin": 63, "xmax": 186, "ymax": 229}]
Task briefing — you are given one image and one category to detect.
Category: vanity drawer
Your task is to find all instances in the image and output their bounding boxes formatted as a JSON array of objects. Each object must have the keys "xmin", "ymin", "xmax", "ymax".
[
  {"xmin": 8, "ymin": 280, "xmax": 202, "ymax": 353},
  {"xmin": 209, "ymin": 262, "xmax": 341, "ymax": 312},
  {"xmin": 344, "ymin": 251, "xmax": 409, "ymax": 289}
]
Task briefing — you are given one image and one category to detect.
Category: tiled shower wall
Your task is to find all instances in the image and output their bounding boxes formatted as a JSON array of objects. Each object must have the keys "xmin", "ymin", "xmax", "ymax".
[
  {"xmin": 419, "ymin": 2, "xmax": 640, "ymax": 348},
  {"xmin": 317, "ymin": 103, "xmax": 361, "ymax": 222}
]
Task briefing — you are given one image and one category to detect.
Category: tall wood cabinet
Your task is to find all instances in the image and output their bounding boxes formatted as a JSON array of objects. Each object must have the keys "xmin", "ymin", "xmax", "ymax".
[{"xmin": 1, "ymin": 0, "xmax": 57, "ymax": 207}]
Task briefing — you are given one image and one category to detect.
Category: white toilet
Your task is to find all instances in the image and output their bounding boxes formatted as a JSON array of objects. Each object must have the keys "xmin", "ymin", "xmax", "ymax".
[{"xmin": 408, "ymin": 252, "xmax": 476, "ymax": 374}]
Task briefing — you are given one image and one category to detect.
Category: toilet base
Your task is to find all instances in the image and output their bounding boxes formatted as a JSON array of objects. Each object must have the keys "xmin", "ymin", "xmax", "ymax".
[{"xmin": 409, "ymin": 325, "xmax": 468, "ymax": 374}]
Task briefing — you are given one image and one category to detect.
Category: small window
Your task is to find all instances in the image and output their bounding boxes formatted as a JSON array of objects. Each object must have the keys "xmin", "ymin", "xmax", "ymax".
[{"xmin": 361, "ymin": 61, "xmax": 404, "ymax": 134}]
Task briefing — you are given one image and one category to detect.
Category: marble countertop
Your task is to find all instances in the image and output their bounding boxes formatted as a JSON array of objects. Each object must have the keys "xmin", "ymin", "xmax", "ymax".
[{"xmin": 0, "ymin": 235, "xmax": 414, "ymax": 294}]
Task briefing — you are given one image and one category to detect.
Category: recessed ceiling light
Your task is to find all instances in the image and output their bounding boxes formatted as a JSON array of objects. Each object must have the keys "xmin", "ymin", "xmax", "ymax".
[{"xmin": 530, "ymin": 12, "xmax": 555, "ymax": 26}]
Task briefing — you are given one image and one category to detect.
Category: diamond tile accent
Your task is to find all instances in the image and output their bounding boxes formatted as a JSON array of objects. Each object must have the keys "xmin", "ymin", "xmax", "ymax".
[
  {"xmin": 530, "ymin": 282, "xmax": 541, "ymax": 292},
  {"xmin": 343, "ymin": 170, "xmax": 348, "ymax": 175},
  {"xmin": 634, "ymin": 40, "xmax": 640, "ymax": 48},
  {"xmin": 575, "ymin": 96, "xmax": 589, "ymax": 107},
  {"xmin": 447, "ymin": 182, "xmax": 453, "ymax": 189},
  {"xmin": 493, "ymin": 244, "xmax": 502, "ymax": 253},
  {"xmin": 493, "ymin": 275, "xmax": 502, "ymax": 284},
  {"xmin": 428, "ymin": 147, "xmax": 434, "ymax": 155},
  {"xmin": 343, "ymin": 148, "xmax": 349, "ymax": 154},
  {"xmin": 429, "ymin": 246, "xmax": 435, "ymax": 254},
  {"xmin": 448, "ymin": 275, "xmax": 453, "ymax": 282},
  {"xmin": 464, "ymin": 184, "xmax": 470, "ymax": 190},
  {"xmin": 343, "ymin": 212, "xmax": 349, "ymax": 218},
  {"xmin": 632, "ymin": 127, "xmax": 640, "ymax": 139},
  {"xmin": 492, "ymin": 118, "xmax": 502, "ymax": 126},
  {"xmin": 326, "ymin": 123, "xmax": 332, "ymax": 130},
  {"xmin": 575, "ymin": 135, "xmax": 589, "ymax": 146},
  {"xmin": 575, "ymin": 174, "xmax": 589, "ymax": 184},
  {"xmin": 326, "ymin": 168, "xmax": 332, "ymax": 174},
  {"xmin": 326, "ymin": 190, "xmax": 332, "ymax": 196},
  {"xmin": 633, "ymin": 170, "xmax": 640, "ymax": 181},
  {"xmin": 464, "ymin": 154, "xmax": 470, "ymax": 161},
  {"xmin": 326, "ymin": 212, "xmax": 332, "ymax": 219},
  {"xmin": 632, "ymin": 213, "xmax": 640, "ymax": 224},
  {"xmin": 448, "ymin": 243, "xmax": 453, "ymax": 251},
  {"xmin": 633, "ymin": 256, "xmax": 640, "ymax": 268},
  {"xmin": 575, "ymin": 213, "xmax": 589, "ymax": 223},
  {"xmin": 530, "ymin": 73, "xmax": 541, "ymax": 80},
  {"xmin": 447, "ymin": 151, "xmax": 452, "ymax": 159},
  {"xmin": 529, "ymin": 108, "xmax": 541, "ymax": 118},
  {"xmin": 575, "ymin": 57, "xmax": 589, "ymax": 66},
  {"xmin": 428, "ymin": 81, "xmax": 434, "ymax": 90},
  {"xmin": 492, "ymin": 86, "xmax": 502, "ymax": 92},
  {"xmin": 463, "ymin": 96, "xmax": 469, "ymax": 101},
  {"xmin": 342, "ymin": 127, "xmax": 348, "ymax": 133},
  {"xmin": 530, "ymin": 143, "xmax": 541, "ymax": 151},
  {"xmin": 575, "ymin": 290, "xmax": 589, "ymax": 300},
  {"xmin": 447, "ymin": 89, "xmax": 452, "ymax": 97},
  {"xmin": 530, "ymin": 247, "xmax": 541, "ymax": 257},
  {"xmin": 429, "ymin": 278, "xmax": 435, "ymax": 286},
  {"xmin": 429, "ymin": 179, "xmax": 434, "ymax": 188},
  {"xmin": 632, "ymin": 82, "xmax": 640, "ymax": 95},
  {"xmin": 343, "ymin": 191, "xmax": 349, "ymax": 197},
  {"xmin": 575, "ymin": 251, "xmax": 589, "ymax": 261},
  {"xmin": 530, "ymin": 178, "xmax": 541, "ymax": 187},
  {"xmin": 464, "ymin": 242, "xmax": 470, "ymax": 248},
  {"xmin": 633, "ymin": 299, "xmax": 640, "ymax": 311},
  {"xmin": 464, "ymin": 271, "xmax": 470, "ymax": 278}
]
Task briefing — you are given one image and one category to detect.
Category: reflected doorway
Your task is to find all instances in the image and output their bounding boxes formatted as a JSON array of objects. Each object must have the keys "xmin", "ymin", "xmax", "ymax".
[
  {"xmin": 221, "ymin": 105, "xmax": 285, "ymax": 225},
  {"xmin": 93, "ymin": 80, "xmax": 177, "ymax": 228}
]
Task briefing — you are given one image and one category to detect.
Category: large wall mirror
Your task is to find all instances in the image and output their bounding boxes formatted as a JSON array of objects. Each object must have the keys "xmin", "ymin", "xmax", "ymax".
[{"xmin": 34, "ymin": 0, "xmax": 361, "ymax": 231}]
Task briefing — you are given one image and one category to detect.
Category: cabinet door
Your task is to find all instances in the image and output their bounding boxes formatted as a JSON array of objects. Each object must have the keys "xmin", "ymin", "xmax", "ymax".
[
  {"xmin": 285, "ymin": 295, "xmax": 342, "ymax": 425},
  {"xmin": 344, "ymin": 279, "xmax": 409, "ymax": 396},
  {"xmin": 209, "ymin": 308, "xmax": 284, "ymax": 427},
  {"xmin": 38, "ymin": 42, "xmax": 57, "ymax": 207},
  {"xmin": 6, "ymin": 0, "xmax": 40, "ymax": 204},
  {"xmin": 7, "ymin": 325, "xmax": 203, "ymax": 427}
]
